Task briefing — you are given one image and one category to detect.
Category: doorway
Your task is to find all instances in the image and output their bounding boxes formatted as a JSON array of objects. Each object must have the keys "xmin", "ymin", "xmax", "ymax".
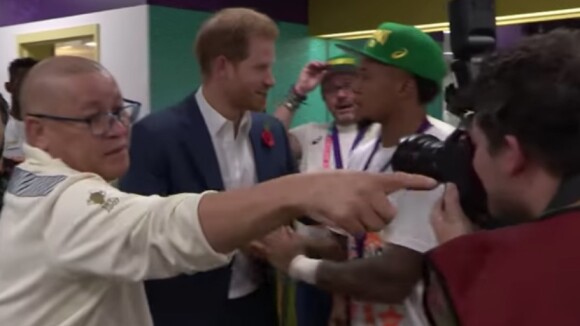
[{"xmin": 17, "ymin": 24, "xmax": 100, "ymax": 61}]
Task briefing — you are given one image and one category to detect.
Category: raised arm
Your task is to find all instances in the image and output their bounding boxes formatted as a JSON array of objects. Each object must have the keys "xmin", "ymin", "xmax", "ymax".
[
  {"xmin": 198, "ymin": 172, "xmax": 437, "ymax": 253},
  {"xmin": 45, "ymin": 171, "xmax": 437, "ymax": 283},
  {"xmin": 273, "ymin": 61, "xmax": 328, "ymax": 130}
]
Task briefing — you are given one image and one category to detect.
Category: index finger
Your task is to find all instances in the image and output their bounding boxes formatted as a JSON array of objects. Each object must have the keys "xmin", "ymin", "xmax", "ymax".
[
  {"xmin": 249, "ymin": 241, "xmax": 266, "ymax": 252},
  {"xmin": 443, "ymin": 183, "xmax": 461, "ymax": 211},
  {"xmin": 378, "ymin": 172, "xmax": 438, "ymax": 193},
  {"xmin": 308, "ymin": 61, "xmax": 329, "ymax": 70},
  {"xmin": 430, "ymin": 196, "xmax": 445, "ymax": 225}
]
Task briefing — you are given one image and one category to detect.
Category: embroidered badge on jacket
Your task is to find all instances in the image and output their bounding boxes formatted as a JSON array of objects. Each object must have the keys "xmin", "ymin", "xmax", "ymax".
[{"xmin": 87, "ymin": 190, "xmax": 120, "ymax": 212}]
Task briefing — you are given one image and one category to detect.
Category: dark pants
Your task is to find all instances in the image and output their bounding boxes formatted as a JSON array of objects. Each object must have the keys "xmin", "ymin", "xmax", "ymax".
[
  {"xmin": 219, "ymin": 285, "xmax": 279, "ymax": 326},
  {"xmin": 296, "ymin": 281, "xmax": 332, "ymax": 326}
]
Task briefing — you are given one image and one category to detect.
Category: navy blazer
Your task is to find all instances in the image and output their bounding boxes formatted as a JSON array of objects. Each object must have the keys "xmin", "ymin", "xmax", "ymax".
[{"xmin": 119, "ymin": 92, "xmax": 296, "ymax": 325}]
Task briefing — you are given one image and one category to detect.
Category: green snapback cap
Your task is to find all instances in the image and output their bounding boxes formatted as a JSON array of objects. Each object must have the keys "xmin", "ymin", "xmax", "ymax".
[{"xmin": 336, "ymin": 22, "xmax": 447, "ymax": 85}]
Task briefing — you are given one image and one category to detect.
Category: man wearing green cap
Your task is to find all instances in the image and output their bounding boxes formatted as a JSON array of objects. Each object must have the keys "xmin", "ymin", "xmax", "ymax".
[
  {"xmin": 259, "ymin": 22, "xmax": 454, "ymax": 326},
  {"xmin": 273, "ymin": 55, "xmax": 380, "ymax": 326}
]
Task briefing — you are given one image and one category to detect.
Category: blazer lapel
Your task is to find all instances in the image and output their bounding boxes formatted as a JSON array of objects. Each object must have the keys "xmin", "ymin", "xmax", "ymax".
[
  {"xmin": 249, "ymin": 114, "xmax": 270, "ymax": 183},
  {"xmin": 179, "ymin": 92, "xmax": 225, "ymax": 190}
]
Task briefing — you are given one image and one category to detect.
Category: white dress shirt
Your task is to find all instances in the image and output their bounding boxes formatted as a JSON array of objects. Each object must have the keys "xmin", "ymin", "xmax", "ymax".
[{"xmin": 196, "ymin": 87, "xmax": 262, "ymax": 299}]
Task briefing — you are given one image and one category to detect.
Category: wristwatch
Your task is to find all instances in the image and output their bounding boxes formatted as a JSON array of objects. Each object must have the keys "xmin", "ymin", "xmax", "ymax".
[{"xmin": 284, "ymin": 85, "xmax": 307, "ymax": 112}]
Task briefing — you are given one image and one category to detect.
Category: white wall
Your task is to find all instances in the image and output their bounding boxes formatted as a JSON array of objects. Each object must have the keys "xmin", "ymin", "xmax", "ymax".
[{"xmin": 0, "ymin": 5, "xmax": 150, "ymax": 116}]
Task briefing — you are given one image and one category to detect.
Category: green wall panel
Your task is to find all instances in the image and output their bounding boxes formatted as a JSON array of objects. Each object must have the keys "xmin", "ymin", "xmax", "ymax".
[
  {"xmin": 149, "ymin": 6, "xmax": 211, "ymax": 111},
  {"xmin": 428, "ymin": 93, "xmax": 443, "ymax": 119}
]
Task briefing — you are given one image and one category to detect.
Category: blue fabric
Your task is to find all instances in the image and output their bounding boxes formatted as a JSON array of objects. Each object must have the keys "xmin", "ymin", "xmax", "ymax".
[
  {"xmin": 119, "ymin": 91, "xmax": 298, "ymax": 326},
  {"xmin": 295, "ymin": 281, "xmax": 332, "ymax": 326}
]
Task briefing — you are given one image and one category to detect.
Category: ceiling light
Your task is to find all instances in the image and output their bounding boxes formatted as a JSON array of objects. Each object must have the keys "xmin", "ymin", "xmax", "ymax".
[{"xmin": 316, "ymin": 7, "xmax": 580, "ymax": 39}]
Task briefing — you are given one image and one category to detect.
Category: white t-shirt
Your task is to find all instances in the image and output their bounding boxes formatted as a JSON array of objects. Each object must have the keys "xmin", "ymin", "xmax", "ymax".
[
  {"xmin": 3, "ymin": 117, "xmax": 25, "ymax": 159},
  {"xmin": 290, "ymin": 122, "xmax": 380, "ymax": 173},
  {"xmin": 347, "ymin": 117, "xmax": 454, "ymax": 326},
  {"xmin": 0, "ymin": 145, "xmax": 232, "ymax": 326},
  {"xmin": 290, "ymin": 122, "xmax": 380, "ymax": 238}
]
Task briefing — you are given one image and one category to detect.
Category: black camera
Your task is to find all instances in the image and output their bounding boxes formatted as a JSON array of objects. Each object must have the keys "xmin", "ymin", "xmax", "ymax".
[{"xmin": 390, "ymin": 123, "xmax": 502, "ymax": 229}]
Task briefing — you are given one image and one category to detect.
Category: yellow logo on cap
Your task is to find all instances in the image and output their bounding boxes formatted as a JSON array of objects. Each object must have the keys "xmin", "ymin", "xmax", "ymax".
[
  {"xmin": 391, "ymin": 48, "xmax": 409, "ymax": 59},
  {"xmin": 372, "ymin": 29, "xmax": 391, "ymax": 45},
  {"xmin": 367, "ymin": 29, "xmax": 391, "ymax": 48}
]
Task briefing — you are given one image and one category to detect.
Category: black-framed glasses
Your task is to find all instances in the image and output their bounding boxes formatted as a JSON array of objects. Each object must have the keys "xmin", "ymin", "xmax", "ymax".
[{"xmin": 27, "ymin": 98, "xmax": 141, "ymax": 136}]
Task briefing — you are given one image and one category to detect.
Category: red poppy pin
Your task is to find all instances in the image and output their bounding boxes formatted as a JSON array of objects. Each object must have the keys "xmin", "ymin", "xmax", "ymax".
[{"xmin": 261, "ymin": 123, "xmax": 275, "ymax": 148}]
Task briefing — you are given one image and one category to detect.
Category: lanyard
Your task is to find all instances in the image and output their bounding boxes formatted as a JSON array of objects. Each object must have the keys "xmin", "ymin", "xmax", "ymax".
[
  {"xmin": 355, "ymin": 118, "xmax": 432, "ymax": 258},
  {"xmin": 361, "ymin": 119, "xmax": 432, "ymax": 172},
  {"xmin": 322, "ymin": 124, "xmax": 370, "ymax": 169}
]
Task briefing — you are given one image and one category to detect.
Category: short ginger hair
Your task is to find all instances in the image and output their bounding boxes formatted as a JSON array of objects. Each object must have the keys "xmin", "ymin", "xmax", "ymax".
[{"xmin": 194, "ymin": 8, "xmax": 279, "ymax": 76}]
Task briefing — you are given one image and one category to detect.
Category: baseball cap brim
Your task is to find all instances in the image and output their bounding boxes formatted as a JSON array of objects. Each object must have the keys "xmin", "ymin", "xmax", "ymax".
[
  {"xmin": 335, "ymin": 43, "xmax": 391, "ymax": 68},
  {"xmin": 321, "ymin": 64, "xmax": 357, "ymax": 85},
  {"xmin": 336, "ymin": 42, "xmax": 445, "ymax": 86},
  {"xmin": 327, "ymin": 64, "xmax": 357, "ymax": 74}
]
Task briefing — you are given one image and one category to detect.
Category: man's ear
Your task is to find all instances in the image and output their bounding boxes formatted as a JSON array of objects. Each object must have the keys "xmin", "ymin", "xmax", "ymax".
[
  {"xmin": 398, "ymin": 76, "xmax": 416, "ymax": 101},
  {"xmin": 5, "ymin": 82, "xmax": 12, "ymax": 94},
  {"xmin": 502, "ymin": 135, "xmax": 527, "ymax": 176},
  {"xmin": 24, "ymin": 118, "xmax": 49, "ymax": 150},
  {"xmin": 212, "ymin": 55, "xmax": 230, "ymax": 79}
]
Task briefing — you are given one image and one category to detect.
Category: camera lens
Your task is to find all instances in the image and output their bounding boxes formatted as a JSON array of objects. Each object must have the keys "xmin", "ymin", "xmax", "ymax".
[
  {"xmin": 392, "ymin": 129, "xmax": 495, "ymax": 229},
  {"xmin": 391, "ymin": 134, "xmax": 445, "ymax": 180}
]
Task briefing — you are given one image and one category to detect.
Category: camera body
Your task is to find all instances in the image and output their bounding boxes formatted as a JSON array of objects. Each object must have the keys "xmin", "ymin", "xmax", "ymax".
[{"xmin": 391, "ymin": 127, "xmax": 503, "ymax": 229}]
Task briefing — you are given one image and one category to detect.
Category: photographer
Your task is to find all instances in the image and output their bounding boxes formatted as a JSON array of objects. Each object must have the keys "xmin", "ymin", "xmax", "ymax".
[{"xmin": 424, "ymin": 28, "xmax": 580, "ymax": 326}]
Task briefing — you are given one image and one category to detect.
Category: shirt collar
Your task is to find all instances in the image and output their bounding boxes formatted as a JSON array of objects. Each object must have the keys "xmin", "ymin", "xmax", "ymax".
[
  {"xmin": 22, "ymin": 143, "xmax": 83, "ymax": 175},
  {"xmin": 196, "ymin": 87, "xmax": 252, "ymax": 138},
  {"xmin": 335, "ymin": 123, "xmax": 358, "ymax": 133}
]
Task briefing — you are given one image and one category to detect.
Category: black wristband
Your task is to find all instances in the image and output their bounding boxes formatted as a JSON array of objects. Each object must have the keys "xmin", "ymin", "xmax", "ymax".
[{"xmin": 284, "ymin": 86, "xmax": 307, "ymax": 112}]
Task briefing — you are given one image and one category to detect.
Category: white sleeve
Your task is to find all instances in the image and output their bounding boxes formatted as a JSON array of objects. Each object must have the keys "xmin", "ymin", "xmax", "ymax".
[
  {"xmin": 289, "ymin": 124, "xmax": 309, "ymax": 149},
  {"xmin": 387, "ymin": 185, "xmax": 444, "ymax": 253},
  {"xmin": 3, "ymin": 120, "xmax": 22, "ymax": 158},
  {"xmin": 44, "ymin": 178, "xmax": 233, "ymax": 281}
]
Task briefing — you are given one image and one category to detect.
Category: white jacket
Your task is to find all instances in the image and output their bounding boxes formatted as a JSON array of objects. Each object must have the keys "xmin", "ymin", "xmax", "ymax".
[{"xmin": 0, "ymin": 145, "xmax": 233, "ymax": 326}]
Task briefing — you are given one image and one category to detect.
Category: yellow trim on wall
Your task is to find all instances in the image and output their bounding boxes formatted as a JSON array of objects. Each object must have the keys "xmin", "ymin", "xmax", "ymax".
[
  {"xmin": 17, "ymin": 24, "xmax": 100, "ymax": 60},
  {"xmin": 317, "ymin": 8, "xmax": 580, "ymax": 40}
]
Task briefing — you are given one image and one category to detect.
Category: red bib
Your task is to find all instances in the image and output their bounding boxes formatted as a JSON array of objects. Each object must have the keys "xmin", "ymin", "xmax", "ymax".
[{"xmin": 424, "ymin": 208, "xmax": 580, "ymax": 326}]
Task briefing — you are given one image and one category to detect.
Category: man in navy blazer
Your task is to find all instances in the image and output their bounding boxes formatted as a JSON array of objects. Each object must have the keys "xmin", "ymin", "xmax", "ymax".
[{"xmin": 120, "ymin": 7, "xmax": 293, "ymax": 326}]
